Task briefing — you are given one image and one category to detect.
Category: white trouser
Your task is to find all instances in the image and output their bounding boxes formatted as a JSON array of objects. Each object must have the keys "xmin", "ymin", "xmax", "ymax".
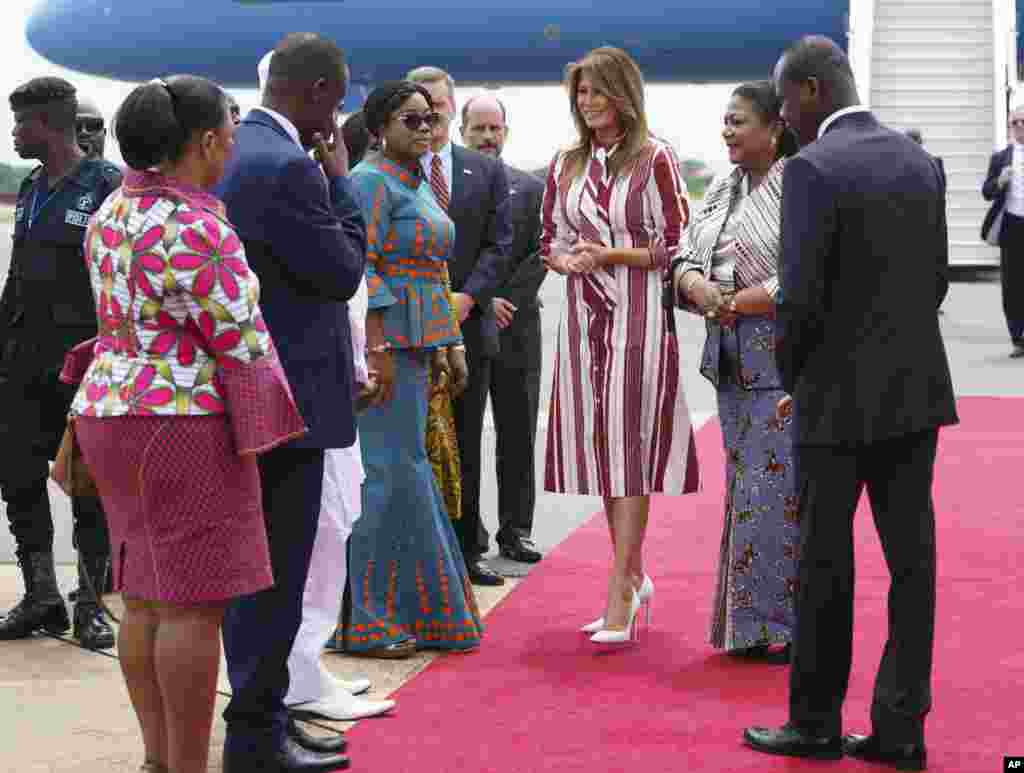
[{"xmin": 285, "ymin": 442, "xmax": 363, "ymax": 705}]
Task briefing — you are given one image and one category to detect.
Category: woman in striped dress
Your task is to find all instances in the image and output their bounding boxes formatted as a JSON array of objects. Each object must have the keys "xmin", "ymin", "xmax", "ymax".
[{"xmin": 541, "ymin": 47, "xmax": 699, "ymax": 645}]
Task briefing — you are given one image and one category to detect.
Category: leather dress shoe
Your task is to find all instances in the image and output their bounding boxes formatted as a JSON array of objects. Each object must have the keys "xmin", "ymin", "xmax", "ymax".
[
  {"xmin": 843, "ymin": 733, "xmax": 927, "ymax": 771},
  {"xmin": 286, "ymin": 718, "xmax": 347, "ymax": 755},
  {"xmin": 466, "ymin": 560, "xmax": 504, "ymax": 586},
  {"xmin": 498, "ymin": 539, "xmax": 543, "ymax": 564},
  {"xmin": 743, "ymin": 723, "xmax": 842, "ymax": 760},
  {"xmin": 276, "ymin": 735, "xmax": 349, "ymax": 771}
]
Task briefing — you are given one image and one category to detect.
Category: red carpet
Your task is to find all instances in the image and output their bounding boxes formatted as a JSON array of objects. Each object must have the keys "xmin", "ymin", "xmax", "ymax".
[{"xmin": 347, "ymin": 397, "xmax": 1022, "ymax": 772}]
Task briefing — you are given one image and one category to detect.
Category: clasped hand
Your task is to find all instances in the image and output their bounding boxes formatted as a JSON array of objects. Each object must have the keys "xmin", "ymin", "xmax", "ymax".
[
  {"xmin": 681, "ymin": 274, "xmax": 738, "ymax": 325},
  {"xmin": 543, "ymin": 241, "xmax": 606, "ymax": 275}
]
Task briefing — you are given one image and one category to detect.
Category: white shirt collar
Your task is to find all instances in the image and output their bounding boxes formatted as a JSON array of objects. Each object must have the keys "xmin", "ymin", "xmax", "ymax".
[
  {"xmin": 817, "ymin": 105, "xmax": 872, "ymax": 139},
  {"xmin": 427, "ymin": 141, "xmax": 453, "ymax": 164},
  {"xmin": 253, "ymin": 106, "xmax": 302, "ymax": 149}
]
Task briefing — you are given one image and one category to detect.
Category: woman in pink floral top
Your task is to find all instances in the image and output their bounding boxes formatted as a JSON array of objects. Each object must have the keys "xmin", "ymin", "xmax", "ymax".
[{"xmin": 63, "ymin": 76, "xmax": 305, "ymax": 773}]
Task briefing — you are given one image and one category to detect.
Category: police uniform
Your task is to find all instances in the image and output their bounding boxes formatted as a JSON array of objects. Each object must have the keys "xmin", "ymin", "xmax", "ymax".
[{"xmin": 0, "ymin": 157, "xmax": 121, "ymax": 646}]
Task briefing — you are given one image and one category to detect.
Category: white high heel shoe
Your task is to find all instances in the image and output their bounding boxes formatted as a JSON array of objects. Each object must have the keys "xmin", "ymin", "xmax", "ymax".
[
  {"xmin": 580, "ymin": 575, "xmax": 654, "ymax": 633},
  {"xmin": 590, "ymin": 588, "xmax": 642, "ymax": 645}
]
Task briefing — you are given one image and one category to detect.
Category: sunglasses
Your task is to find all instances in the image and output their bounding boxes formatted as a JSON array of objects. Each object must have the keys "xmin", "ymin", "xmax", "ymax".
[
  {"xmin": 396, "ymin": 112, "xmax": 441, "ymax": 131},
  {"xmin": 1011, "ymin": 119, "xmax": 1024, "ymax": 128},
  {"xmin": 76, "ymin": 118, "xmax": 104, "ymax": 133}
]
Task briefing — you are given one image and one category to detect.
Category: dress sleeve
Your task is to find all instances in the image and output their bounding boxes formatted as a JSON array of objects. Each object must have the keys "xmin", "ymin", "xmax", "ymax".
[
  {"xmin": 349, "ymin": 171, "xmax": 398, "ymax": 311},
  {"xmin": 539, "ymin": 152, "xmax": 575, "ymax": 259},
  {"xmin": 169, "ymin": 206, "xmax": 306, "ymax": 454},
  {"xmin": 646, "ymin": 143, "xmax": 689, "ymax": 269}
]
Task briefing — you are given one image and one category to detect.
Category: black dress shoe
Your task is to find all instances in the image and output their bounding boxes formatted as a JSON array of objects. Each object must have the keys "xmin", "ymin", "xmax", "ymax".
[
  {"xmin": 286, "ymin": 718, "xmax": 347, "ymax": 755},
  {"xmin": 843, "ymin": 733, "xmax": 927, "ymax": 771},
  {"xmin": 498, "ymin": 539, "xmax": 543, "ymax": 564},
  {"xmin": 743, "ymin": 723, "xmax": 842, "ymax": 760},
  {"xmin": 466, "ymin": 560, "xmax": 505, "ymax": 586},
  {"xmin": 276, "ymin": 735, "xmax": 350, "ymax": 771}
]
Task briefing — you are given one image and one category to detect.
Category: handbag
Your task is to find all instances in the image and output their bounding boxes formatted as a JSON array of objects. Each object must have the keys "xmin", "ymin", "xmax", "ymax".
[{"xmin": 50, "ymin": 416, "xmax": 99, "ymax": 498}]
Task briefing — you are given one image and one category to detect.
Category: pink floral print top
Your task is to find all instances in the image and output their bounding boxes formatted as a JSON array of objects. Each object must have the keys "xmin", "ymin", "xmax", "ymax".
[{"xmin": 71, "ymin": 171, "xmax": 276, "ymax": 418}]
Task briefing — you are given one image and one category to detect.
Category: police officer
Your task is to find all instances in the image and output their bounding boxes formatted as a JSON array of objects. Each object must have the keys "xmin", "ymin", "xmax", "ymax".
[
  {"xmin": 74, "ymin": 96, "xmax": 107, "ymax": 160},
  {"xmin": 0, "ymin": 77, "xmax": 120, "ymax": 649}
]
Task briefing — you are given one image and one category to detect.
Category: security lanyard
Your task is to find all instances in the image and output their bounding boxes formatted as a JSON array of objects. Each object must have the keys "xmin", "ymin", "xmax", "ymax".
[{"xmin": 28, "ymin": 176, "xmax": 59, "ymax": 230}]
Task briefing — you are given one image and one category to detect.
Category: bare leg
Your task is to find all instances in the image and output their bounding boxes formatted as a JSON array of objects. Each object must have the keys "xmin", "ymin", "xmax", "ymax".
[
  {"xmin": 119, "ymin": 598, "xmax": 168, "ymax": 769},
  {"xmin": 603, "ymin": 496, "xmax": 645, "ymax": 590},
  {"xmin": 602, "ymin": 496, "xmax": 618, "ymax": 554},
  {"xmin": 603, "ymin": 495, "xmax": 651, "ymax": 630},
  {"xmin": 153, "ymin": 602, "xmax": 227, "ymax": 773}
]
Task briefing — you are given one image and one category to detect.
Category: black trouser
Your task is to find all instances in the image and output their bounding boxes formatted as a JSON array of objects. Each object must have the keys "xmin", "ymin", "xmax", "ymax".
[
  {"xmin": 789, "ymin": 429, "xmax": 938, "ymax": 745},
  {"xmin": 453, "ymin": 330, "xmax": 493, "ymax": 560},
  {"xmin": 223, "ymin": 447, "xmax": 325, "ymax": 770},
  {"xmin": 0, "ymin": 370, "xmax": 109, "ymax": 562},
  {"xmin": 1000, "ymin": 213, "xmax": 1024, "ymax": 343},
  {"xmin": 489, "ymin": 355, "xmax": 541, "ymax": 548}
]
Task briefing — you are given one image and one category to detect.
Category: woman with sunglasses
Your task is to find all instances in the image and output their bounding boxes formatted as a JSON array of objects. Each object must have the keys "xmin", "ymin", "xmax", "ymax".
[{"xmin": 337, "ymin": 81, "xmax": 483, "ymax": 657}]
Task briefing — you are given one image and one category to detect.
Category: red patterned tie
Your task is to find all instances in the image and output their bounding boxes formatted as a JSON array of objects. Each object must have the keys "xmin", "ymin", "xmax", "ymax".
[{"xmin": 430, "ymin": 154, "xmax": 449, "ymax": 213}]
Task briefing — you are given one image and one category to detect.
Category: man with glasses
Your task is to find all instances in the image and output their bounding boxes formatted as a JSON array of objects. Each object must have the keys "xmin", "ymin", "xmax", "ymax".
[
  {"xmin": 406, "ymin": 65, "xmax": 513, "ymax": 586},
  {"xmin": 74, "ymin": 96, "xmax": 106, "ymax": 160},
  {"xmin": 982, "ymin": 106, "xmax": 1024, "ymax": 357}
]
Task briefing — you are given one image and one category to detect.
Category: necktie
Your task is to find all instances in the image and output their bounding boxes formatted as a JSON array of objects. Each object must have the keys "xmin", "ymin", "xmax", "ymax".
[{"xmin": 430, "ymin": 154, "xmax": 449, "ymax": 213}]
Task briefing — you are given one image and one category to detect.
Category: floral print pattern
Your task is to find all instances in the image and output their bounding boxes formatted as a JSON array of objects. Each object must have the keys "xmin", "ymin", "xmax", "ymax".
[{"xmin": 71, "ymin": 172, "xmax": 275, "ymax": 418}]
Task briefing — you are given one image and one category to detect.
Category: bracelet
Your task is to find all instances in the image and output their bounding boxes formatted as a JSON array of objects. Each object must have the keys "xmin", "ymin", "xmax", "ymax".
[{"xmin": 367, "ymin": 343, "xmax": 391, "ymax": 354}]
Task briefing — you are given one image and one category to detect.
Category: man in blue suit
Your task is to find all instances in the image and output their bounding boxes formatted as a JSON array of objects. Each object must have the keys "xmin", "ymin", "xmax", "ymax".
[
  {"xmin": 215, "ymin": 32, "xmax": 371, "ymax": 773},
  {"xmin": 743, "ymin": 36, "xmax": 957, "ymax": 771}
]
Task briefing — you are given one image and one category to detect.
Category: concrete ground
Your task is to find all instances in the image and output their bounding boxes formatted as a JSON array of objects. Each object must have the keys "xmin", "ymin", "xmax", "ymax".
[{"xmin": 0, "ymin": 214, "xmax": 1020, "ymax": 771}]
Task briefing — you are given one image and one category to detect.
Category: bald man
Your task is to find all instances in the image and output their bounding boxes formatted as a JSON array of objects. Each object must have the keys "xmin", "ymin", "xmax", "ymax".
[
  {"xmin": 460, "ymin": 94, "xmax": 545, "ymax": 564},
  {"xmin": 74, "ymin": 96, "xmax": 106, "ymax": 159}
]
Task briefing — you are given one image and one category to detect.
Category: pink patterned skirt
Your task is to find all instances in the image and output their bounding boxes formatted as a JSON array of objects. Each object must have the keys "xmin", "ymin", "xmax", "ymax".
[{"xmin": 76, "ymin": 415, "xmax": 273, "ymax": 605}]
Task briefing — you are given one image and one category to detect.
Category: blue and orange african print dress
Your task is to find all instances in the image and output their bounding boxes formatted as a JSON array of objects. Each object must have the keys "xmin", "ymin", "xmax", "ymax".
[{"xmin": 332, "ymin": 154, "xmax": 483, "ymax": 652}]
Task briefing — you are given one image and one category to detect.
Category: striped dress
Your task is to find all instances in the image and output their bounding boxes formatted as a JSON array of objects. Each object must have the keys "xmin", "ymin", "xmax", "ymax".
[{"xmin": 541, "ymin": 137, "xmax": 699, "ymax": 497}]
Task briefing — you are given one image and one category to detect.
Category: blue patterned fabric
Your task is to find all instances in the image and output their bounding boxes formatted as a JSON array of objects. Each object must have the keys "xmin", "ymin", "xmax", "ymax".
[
  {"xmin": 349, "ymin": 154, "xmax": 461, "ymax": 351},
  {"xmin": 709, "ymin": 315, "xmax": 799, "ymax": 651},
  {"xmin": 334, "ymin": 350, "xmax": 483, "ymax": 652}
]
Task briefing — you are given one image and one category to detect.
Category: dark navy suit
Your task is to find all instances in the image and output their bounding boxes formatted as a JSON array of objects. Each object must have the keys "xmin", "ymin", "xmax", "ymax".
[
  {"xmin": 981, "ymin": 146, "xmax": 1024, "ymax": 344},
  {"xmin": 446, "ymin": 145, "xmax": 513, "ymax": 560},
  {"xmin": 214, "ymin": 109, "xmax": 366, "ymax": 769},
  {"xmin": 777, "ymin": 111, "xmax": 956, "ymax": 745}
]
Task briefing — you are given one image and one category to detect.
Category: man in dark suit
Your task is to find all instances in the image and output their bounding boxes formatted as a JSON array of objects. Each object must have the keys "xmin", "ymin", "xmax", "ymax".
[
  {"xmin": 460, "ymin": 94, "xmax": 545, "ymax": 564},
  {"xmin": 215, "ymin": 33, "xmax": 372, "ymax": 773},
  {"xmin": 743, "ymin": 36, "xmax": 958, "ymax": 771},
  {"xmin": 981, "ymin": 105, "xmax": 1024, "ymax": 357},
  {"xmin": 905, "ymin": 128, "xmax": 946, "ymax": 189},
  {"xmin": 407, "ymin": 66, "xmax": 513, "ymax": 585}
]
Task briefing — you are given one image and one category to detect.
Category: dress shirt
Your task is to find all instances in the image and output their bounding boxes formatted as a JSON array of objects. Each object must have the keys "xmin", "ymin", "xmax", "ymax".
[
  {"xmin": 421, "ymin": 141, "xmax": 453, "ymax": 200},
  {"xmin": 817, "ymin": 105, "xmax": 872, "ymax": 138},
  {"xmin": 1008, "ymin": 144, "xmax": 1024, "ymax": 217},
  {"xmin": 253, "ymin": 106, "xmax": 302, "ymax": 149}
]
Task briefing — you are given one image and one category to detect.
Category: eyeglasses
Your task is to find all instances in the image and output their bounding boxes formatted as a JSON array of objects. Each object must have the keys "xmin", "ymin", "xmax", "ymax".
[
  {"xmin": 76, "ymin": 118, "xmax": 104, "ymax": 133},
  {"xmin": 396, "ymin": 112, "xmax": 441, "ymax": 131}
]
